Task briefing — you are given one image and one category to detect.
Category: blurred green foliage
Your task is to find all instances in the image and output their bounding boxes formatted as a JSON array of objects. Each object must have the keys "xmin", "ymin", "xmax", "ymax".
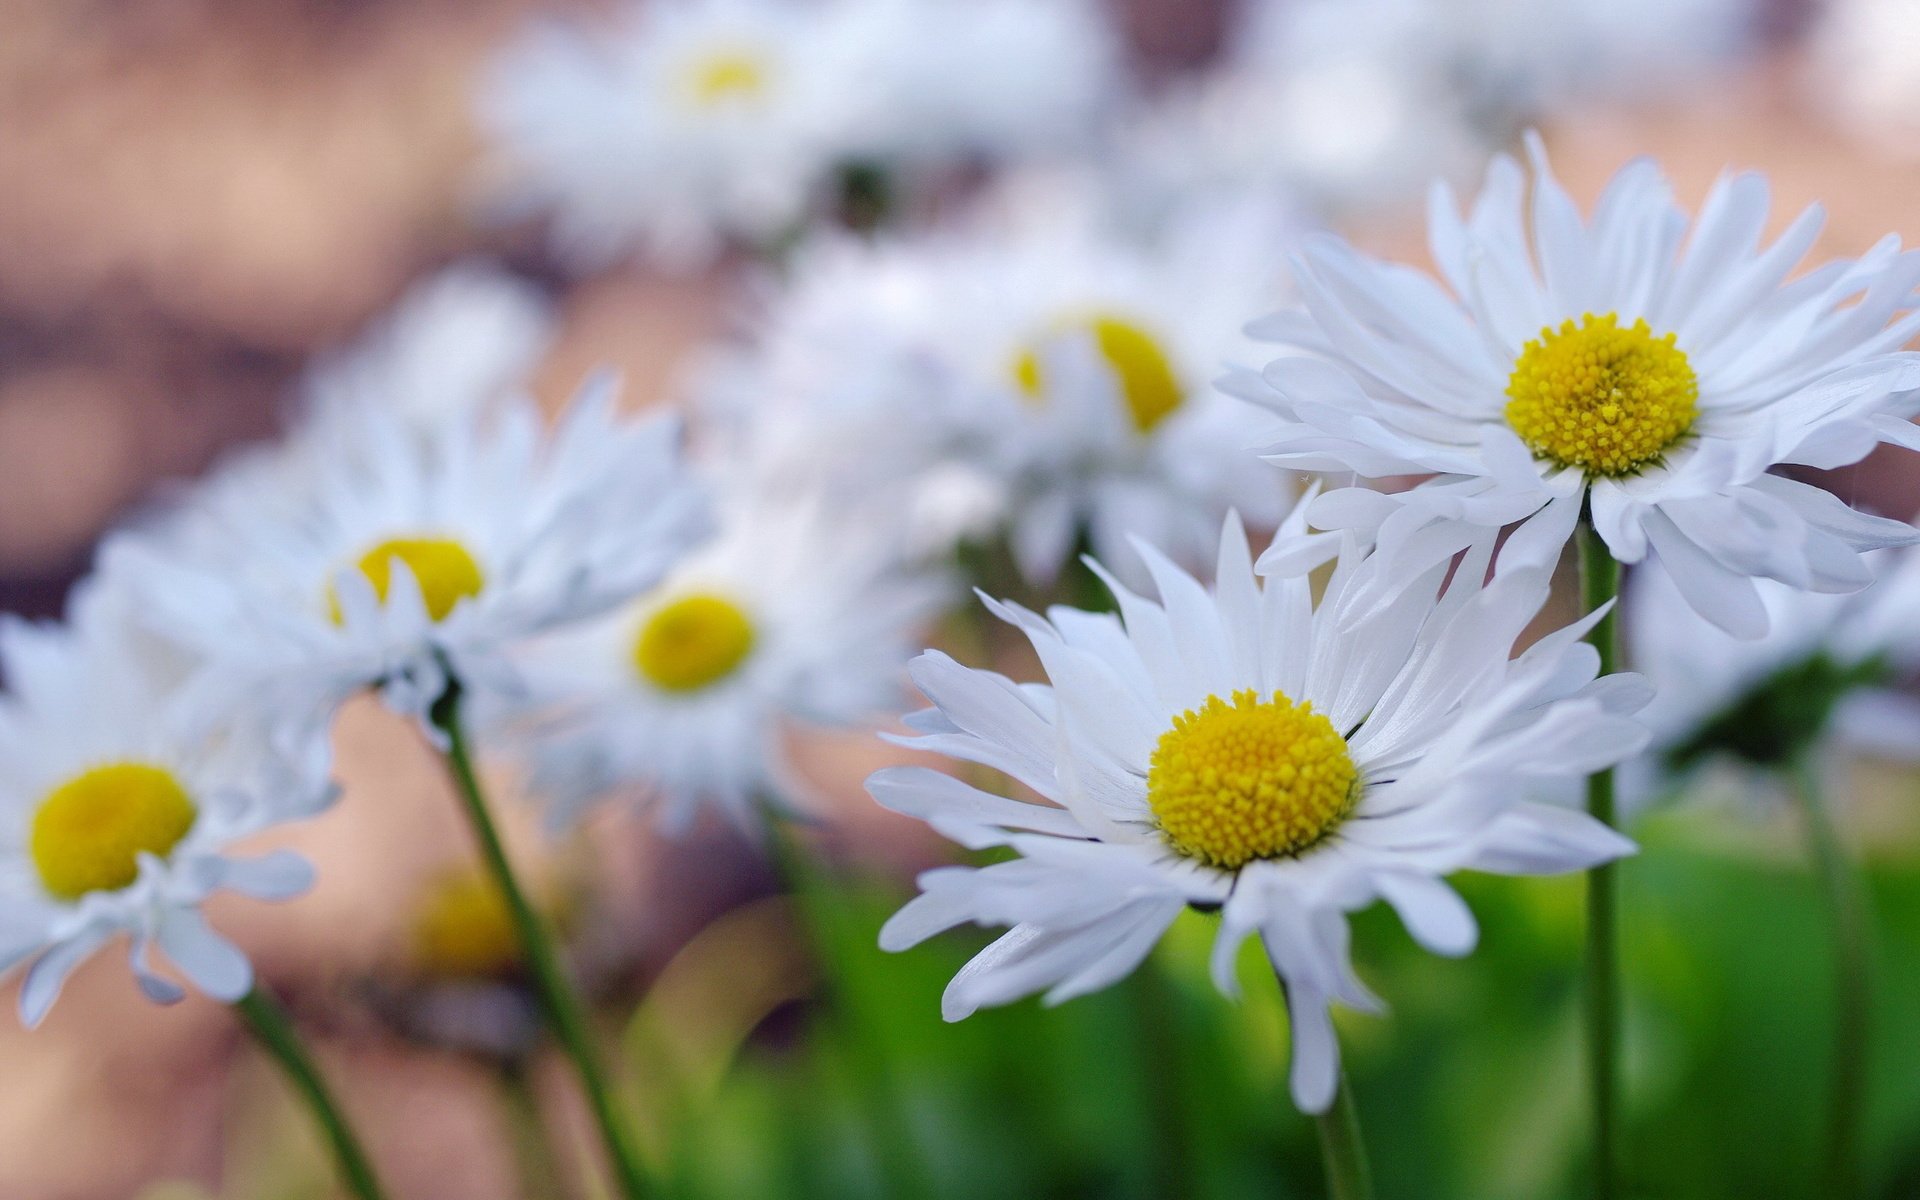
[{"xmin": 631, "ymin": 802, "xmax": 1920, "ymax": 1200}]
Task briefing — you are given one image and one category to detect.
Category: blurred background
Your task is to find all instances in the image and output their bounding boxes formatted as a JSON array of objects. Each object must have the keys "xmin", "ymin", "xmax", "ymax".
[{"xmin": 6, "ymin": 0, "xmax": 1920, "ymax": 1197}]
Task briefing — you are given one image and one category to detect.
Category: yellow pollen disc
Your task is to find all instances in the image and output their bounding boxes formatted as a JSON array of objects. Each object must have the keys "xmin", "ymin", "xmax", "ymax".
[
  {"xmin": 332, "ymin": 536, "xmax": 486, "ymax": 624},
  {"xmin": 1145, "ymin": 690, "xmax": 1358, "ymax": 870},
  {"xmin": 411, "ymin": 869, "xmax": 522, "ymax": 980},
  {"xmin": 685, "ymin": 50, "xmax": 769, "ymax": 106},
  {"xmin": 31, "ymin": 763, "xmax": 198, "ymax": 901},
  {"xmin": 1504, "ymin": 312, "xmax": 1698, "ymax": 477},
  {"xmin": 633, "ymin": 592, "xmax": 757, "ymax": 693},
  {"xmin": 1011, "ymin": 313, "xmax": 1186, "ymax": 434}
]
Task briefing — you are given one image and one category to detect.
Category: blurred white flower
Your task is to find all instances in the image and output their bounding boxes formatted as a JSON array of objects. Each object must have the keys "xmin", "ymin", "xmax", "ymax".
[
  {"xmin": 0, "ymin": 575, "xmax": 332, "ymax": 1025},
  {"xmin": 1230, "ymin": 137, "xmax": 1920, "ymax": 638},
  {"xmin": 507, "ymin": 478, "xmax": 948, "ymax": 833},
  {"xmin": 702, "ymin": 178, "xmax": 1295, "ymax": 585},
  {"xmin": 873, "ymin": 505, "xmax": 1644, "ymax": 1111},
  {"xmin": 111, "ymin": 377, "xmax": 710, "ymax": 733},
  {"xmin": 480, "ymin": 0, "xmax": 853, "ymax": 270},
  {"xmin": 478, "ymin": 0, "xmax": 1126, "ymax": 270},
  {"xmin": 1806, "ymin": 0, "xmax": 1920, "ymax": 159},
  {"xmin": 824, "ymin": 0, "xmax": 1123, "ymax": 168},
  {"xmin": 305, "ymin": 262, "xmax": 555, "ymax": 431},
  {"xmin": 1628, "ymin": 542, "xmax": 1920, "ymax": 786}
]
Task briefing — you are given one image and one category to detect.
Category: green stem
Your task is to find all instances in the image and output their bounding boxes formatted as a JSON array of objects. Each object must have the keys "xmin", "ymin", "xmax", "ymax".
[
  {"xmin": 1312, "ymin": 1070, "xmax": 1374, "ymax": 1200},
  {"xmin": 1578, "ymin": 520, "xmax": 1622, "ymax": 1200},
  {"xmin": 430, "ymin": 685, "xmax": 651, "ymax": 1200},
  {"xmin": 762, "ymin": 813, "xmax": 936, "ymax": 1200},
  {"xmin": 1129, "ymin": 961, "xmax": 1193, "ymax": 1197},
  {"xmin": 233, "ymin": 987, "xmax": 389, "ymax": 1200},
  {"xmin": 1788, "ymin": 755, "xmax": 1872, "ymax": 1199}
]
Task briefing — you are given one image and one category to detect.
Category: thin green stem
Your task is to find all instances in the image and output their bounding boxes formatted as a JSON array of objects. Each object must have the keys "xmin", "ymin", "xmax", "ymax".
[
  {"xmin": 233, "ymin": 987, "xmax": 389, "ymax": 1200},
  {"xmin": 1129, "ymin": 961, "xmax": 1194, "ymax": 1197},
  {"xmin": 762, "ymin": 813, "xmax": 936, "ymax": 1200},
  {"xmin": 1312, "ymin": 1070, "xmax": 1374, "ymax": 1200},
  {"xmin": 430, "ymin": 685, "xmax": 651, "ymax": 1200},
  {"xmin": 1789, "ymin": 755, "xmax": 1872, "ymax": 1199},
  {"xmin": 1578, "ymin": 520, "xmax": 1622, "ymax": 1200}
]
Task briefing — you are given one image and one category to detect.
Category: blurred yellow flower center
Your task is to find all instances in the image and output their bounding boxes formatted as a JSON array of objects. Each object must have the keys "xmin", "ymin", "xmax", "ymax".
[
  {"xmin": 412, "ymin": 870, "xmax": 522, "ymax": 980},
  {"xmin": 685, "ymin": 50, "xmax": 769, "ymax": 106},
  {"xmin": 1012, "ymin": 313, "xmax": 1185, "ymax": 434},
  {"xmin": 1504, "ymin": 313, "xmax": 1698, "ymax": 477},
  {"xmin": 1146, "ymin": 690, "xmax": 1358, "ymax": 870},
  {"xmin": 332, "ymin": 536, "xmax": 486, "ymax": 624},
  {"xmin": 31, "ymin": 763, "xmax": 198, "ymax": 900},
  {"xmin": 633, "ymin": 593, "xmax": 757, "ymax": 693}
]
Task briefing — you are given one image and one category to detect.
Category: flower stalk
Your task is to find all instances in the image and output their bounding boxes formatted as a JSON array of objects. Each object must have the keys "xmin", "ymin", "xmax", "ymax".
[
  {"xmin": 233, "ymin": 986, "xmax": 389, "ymax": 1200},
  {"xmin": 1313, "ymin": 1065, "xmax": 1373, "ymax": 1200},
  {"xmin": 430, "ymin": 683, "xmax": 651, "ymax": 1200},
  {"xmin": 1788, "ymin": 754, "xmax": 1872, "ymax": 1199},
  {"xmin": 1578, "ymin": 520, "xmax": 1623, "ymax": 1200}
]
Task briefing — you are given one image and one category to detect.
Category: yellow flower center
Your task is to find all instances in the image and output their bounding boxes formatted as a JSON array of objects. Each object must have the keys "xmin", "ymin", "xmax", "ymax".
[
  {"xmin": 632, "ymin": 592, "xmax": 757, "ymax": 693},
  {"xmin": 411, "ymin": 870, "xmax": 522, "ymax": 980},
  {"xmin": 1012, "ymin": 313, "xmax": 1186, "ymax": 434},
  {"xmin": 332, "ymin": 536, "xmax": 486, "ymax": 624},
  {"xmin": 1504, "ymin": 313, "xmax": 1698, "ymax": 477},
  {"xmin": 1145, "ymin": 690, "xmax": 1358, "ymax": 870},
  {"xmin": 30, "ymin": 763, "xmax": 198, "ymax": 901},
  {"xmin": 684, "ymin": 49, "xmax": 769, "ymax": 107}
]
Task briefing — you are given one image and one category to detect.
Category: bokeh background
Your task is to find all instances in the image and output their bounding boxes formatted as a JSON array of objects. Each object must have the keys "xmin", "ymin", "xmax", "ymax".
[{"xmin": 6, "ymin": 0, "xmax": 1920, "ymax": 1197}]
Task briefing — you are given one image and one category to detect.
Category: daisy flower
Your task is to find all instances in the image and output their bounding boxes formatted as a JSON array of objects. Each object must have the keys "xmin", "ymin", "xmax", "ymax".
[
  {"xmin": 506, "ymin": 478, "xmax": 948, "ymax": 833},
  {"xmin": 112, "ymin": 375, "xmax": 710, "ymax": 733},
  {"xmin": 702, "ymin": 181, "xmax": 1294, "ymax": 585},
  {"xmin": 871, "ymin": 502, "xmax": 1646, "ymax": 1110},
  {"xmin": 1629, "ymin": 542, "xmax": 1920, "ymax": 787},
  {"xmin": 479, "ymin": 0, "xmax": 851, "ymax": 270},
  {"xmin": 0, "ymin": 574, "xmax": 332, "ymax": 1025},
  {"xmin": 1230, "ymin": 137, "xmax": 1920, "ymax": 636}
]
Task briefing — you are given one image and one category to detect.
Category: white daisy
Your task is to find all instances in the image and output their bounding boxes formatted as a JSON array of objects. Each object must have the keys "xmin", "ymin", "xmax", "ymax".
[
  {"xmin": 1229, "ymin": 137, "xmax": 1920, "ymax": 637},
  {"xmin": 872, "ymin": 502, "xmax": 1646, "ymax": 1111},
  {"xmin": 701, "ymin": 181, "xmax": 1294, "ymax": 585},
  {"xmin": 0, "ymin": 574, "xmax": 331, "ymax": 1025},
  {"xmin": 506, "ymin": 477, "xmax": 948, "ymax": 833},
  {"xmin": 1629, "ymin": 542, "xmax": 1920, "ymax": 788},
  {"xmin": 823, "ymin": 0, "xmax": 1123, "ymax": 169},
  {"xmin": 109, "ymin": 376, "xmax": 710, "ymax": 734},
  {"xmin": 304, "ymin": 261, "xmax": 554, "ymax": 432},
  {"xmin": 479, "ymin": 0, "xmax": 851, "ymax": 270}
]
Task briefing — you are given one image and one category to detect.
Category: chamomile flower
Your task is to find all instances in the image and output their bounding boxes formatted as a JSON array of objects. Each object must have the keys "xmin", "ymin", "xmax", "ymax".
[
  {"xmin": 480, "ymin": 0, "xmax": 850, "ymax": 270},
  {"xmin": 508, "ymin": 480, "xmax": 947, "ymax": 833},
  {"xmin": 873, "ymin": 504, "xmax": 1646, "ymax": 1110},
  {"xmin": 1630, "ymin": 543, "xmax": 1920, "ymax": 788},
  {"xmin": 1230, "ymin": 138, "xmax": 1920, "ymax": 637},
  {"xmin": 113, "ymin": 376, "xmax": 710, "ymax": 733},
  {"xmin": 704, "ymin": 184, "xmax": 1293, "ymax": 585},
  {"xmin": 0, "ymin": 575, "xmax": 332, "ymax": 1025}
]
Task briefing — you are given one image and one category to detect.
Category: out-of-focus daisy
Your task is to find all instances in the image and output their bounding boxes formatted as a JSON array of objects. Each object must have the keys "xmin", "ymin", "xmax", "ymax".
[
  {"xmin": 1230, "ymin": 138, "xmax": 1920, "ymax": 637},
  {"xmin": 480, "ymin": 0, "xmax": 851, "ymax": 270},
  {"xmin": 1121, "ymin": 0, "xmax": 1485, "ymax": 216},
  {"xmin": 0, "ymin": 577, "xmax": 331, "ymax": 1025},
  {"xmin": 507, "ymin": 480, "xmax": 947, "ymax": 833},
  {"xmin": 114, "ymin": 377, "xmax": 710, "ymax": 732},
  {"xmin": 824, "ymin": 0, "xmax": 1122, "ymax": 169},
  {"xmin": 872, "ymin": 504, "xmax": 1645, "ymax": 1110},
  {"xmin": 1629, "ymin": 544, "xmax": 1920, "ymax": 789},
  {"xmin": 479, "ymin": 0, "xmax": 1125, "ymax": 271},
  {"xmin": 704, "ymin": 182, "xmax": 1293, "ymax": 585},
  {"xmin": 305, "ymin": 261, "xmax": 554, "ymax": 431}
]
